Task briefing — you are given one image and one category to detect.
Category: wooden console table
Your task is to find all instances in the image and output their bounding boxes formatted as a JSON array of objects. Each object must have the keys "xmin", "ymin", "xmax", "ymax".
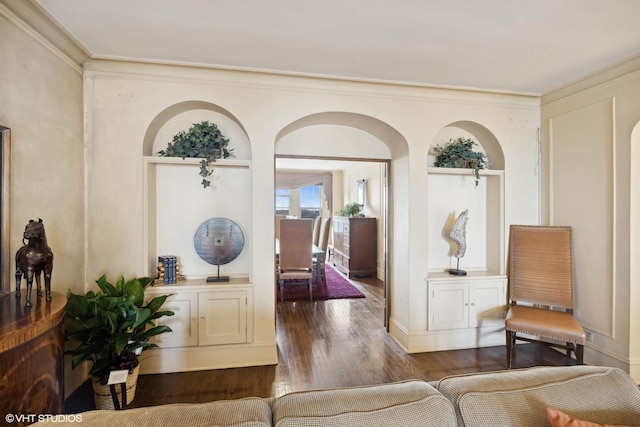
[{"xmin": 0, "ymin": 291, "xmax": 66, "ymax": 425}]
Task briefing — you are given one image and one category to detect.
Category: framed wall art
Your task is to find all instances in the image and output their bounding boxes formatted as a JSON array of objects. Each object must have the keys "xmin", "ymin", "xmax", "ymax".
[{"xmin": 357, "ymin": 179, "xmax": 366, "ymax": 208}]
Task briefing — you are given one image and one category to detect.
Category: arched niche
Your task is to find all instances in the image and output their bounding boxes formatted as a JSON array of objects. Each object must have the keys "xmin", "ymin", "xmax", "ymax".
[
  {"xmin": 142, "ymin": 101, "xmax": 252, "ymax": 279},
  {"xmin": 142, "ymin": 100, "xmax": 251, "ymax": 159},
  {"xmin": 428, "ymin": 121, "xmax": 505, "ymax": 170},
  {"xmin": 426, "ymin": 120, "xmax": 505, "ymax": 276}
]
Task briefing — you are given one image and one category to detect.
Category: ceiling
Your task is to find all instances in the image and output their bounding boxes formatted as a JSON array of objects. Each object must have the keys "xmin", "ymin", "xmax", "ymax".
[{"xmin": 35, "ymin": 0, "xmax": 640, "ymax": 95}]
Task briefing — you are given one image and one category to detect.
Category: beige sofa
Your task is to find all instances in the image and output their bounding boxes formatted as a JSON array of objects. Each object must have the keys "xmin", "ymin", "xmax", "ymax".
[{"xmin": 35, "ymin": 365, "xmax": 640, "ymax": 427}]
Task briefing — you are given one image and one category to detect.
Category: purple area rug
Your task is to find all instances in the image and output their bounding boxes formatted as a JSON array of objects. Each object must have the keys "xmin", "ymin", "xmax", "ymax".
[{"xmin": 277, "ymin": 264, "xmax": 365, "ymax": 301}]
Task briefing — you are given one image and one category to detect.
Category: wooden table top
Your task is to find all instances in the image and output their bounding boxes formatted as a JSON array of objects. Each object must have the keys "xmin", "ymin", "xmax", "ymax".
[{"xmin": 0, "ymin": 291, "xmax": 66, "ymax": 353}]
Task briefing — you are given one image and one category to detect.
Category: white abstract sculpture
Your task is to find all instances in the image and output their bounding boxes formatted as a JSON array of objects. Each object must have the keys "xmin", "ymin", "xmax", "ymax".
[{"xmin": 448, "ymin": 209, "xmax": 469, "ymax": 276}]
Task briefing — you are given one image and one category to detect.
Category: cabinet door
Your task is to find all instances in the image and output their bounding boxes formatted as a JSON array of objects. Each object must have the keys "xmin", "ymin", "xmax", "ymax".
[
  {"xmin": 198, "ymin": 290, "xmax": 248, "ymax": 346},
  {"xmin": 151, "ymin": 291, "xmax": 198, "ymax": 348},
  {"xmin": 428, "ymin": 281, "xmax": 469, "ymax": 330},
  {"xmin": 468, "ymin": 280, "xmax": 506, "ymax": 328}
]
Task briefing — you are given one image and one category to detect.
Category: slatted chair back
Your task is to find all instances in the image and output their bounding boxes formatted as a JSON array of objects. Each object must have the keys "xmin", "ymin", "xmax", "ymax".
[{"xmin": 508, "ymin": 225, "xmax": 574, "ymax": 308}]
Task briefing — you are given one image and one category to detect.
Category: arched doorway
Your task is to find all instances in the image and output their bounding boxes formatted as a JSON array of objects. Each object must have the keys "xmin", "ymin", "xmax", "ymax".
[{"xmin": 274, "ymin": 112, "xmax": 409, "ymax": 328}]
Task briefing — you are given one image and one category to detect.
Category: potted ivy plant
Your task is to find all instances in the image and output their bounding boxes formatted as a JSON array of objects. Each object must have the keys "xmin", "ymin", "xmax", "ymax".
[
  {"xmin": 432, "ymin": 137, "xmax": 488, "ymax": 186},
  {"xmin": 158, "ymin": 120, "xmax": 234, "ymax": 188},
  {"xmin": 65, "ymin": 275, "xmax": 174, "ymax": 409},
  {"xmin": 336, "ymin": 202, "xmax": 364, "ymax": 217}
]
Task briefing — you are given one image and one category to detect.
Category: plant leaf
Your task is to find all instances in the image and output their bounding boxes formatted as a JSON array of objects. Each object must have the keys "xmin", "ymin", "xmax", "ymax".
[{"xmin": 96, "ymin": 274, "xmax": 118, "ymax": 296}]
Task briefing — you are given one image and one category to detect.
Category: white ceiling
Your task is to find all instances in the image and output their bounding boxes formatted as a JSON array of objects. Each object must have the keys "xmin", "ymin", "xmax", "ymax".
[{"xmin": 36, "ymin": 0, "xmax": 640, "ymax": 95}]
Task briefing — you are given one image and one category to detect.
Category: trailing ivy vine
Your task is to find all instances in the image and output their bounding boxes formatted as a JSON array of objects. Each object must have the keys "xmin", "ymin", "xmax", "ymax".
[
  {"xmin": 433, "ymin": 137, "xmax": 487, "ymax": 186},
  {"xmin": 158, "ymin": 121, "xmax": 233, "ymax": 188}
]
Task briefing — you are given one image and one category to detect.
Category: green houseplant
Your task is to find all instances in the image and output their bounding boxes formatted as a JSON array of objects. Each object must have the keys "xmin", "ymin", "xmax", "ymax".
[
  {"xmin": 336, "ymin": 202, "xmax": 364, "ymax": 217},
  {"xmin": 433, "ymin": 137, "xmax": 488, "ymax": 186},
  {"xmin": 158, "ymin": 120, "xmax": 234, "ymax": 188},
  {"xmin": 65, "ymin": 275, "xmax": 174, "ymax": 408}
]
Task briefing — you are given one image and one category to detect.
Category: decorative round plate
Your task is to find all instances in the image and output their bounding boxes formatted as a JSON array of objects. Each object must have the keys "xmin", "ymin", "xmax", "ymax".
[{"xmin": 193, "ymin": 218, "xmax": 244, "ymax": 265}]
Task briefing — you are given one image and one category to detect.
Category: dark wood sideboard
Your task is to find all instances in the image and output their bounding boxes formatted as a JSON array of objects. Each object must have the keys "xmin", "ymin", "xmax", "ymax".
[
  {"xmin": 0, "ymin": 292, "xmax": 66, "ymax": 426},
  {"xmin": 332, "ymin": 216, "xmax": 377, "ymax": 278}
]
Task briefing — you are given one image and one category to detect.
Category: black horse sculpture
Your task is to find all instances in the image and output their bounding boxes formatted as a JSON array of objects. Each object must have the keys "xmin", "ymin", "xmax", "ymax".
[{"xmin": 15, "ymin": 218, "xmax": 54, "ymax": 308}]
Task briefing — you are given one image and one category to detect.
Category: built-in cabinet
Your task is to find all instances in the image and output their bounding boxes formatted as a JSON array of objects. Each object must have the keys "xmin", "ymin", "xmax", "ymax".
[
  {"xmin": 138, "ymin": 135, "xmax": 269, "ymax": 371},
  {"xmin": 332, "ymin": 216, "xmax": 377, "ymax": 278},
  {"xmin": 421, "ymin": 129, "xmax": 508, "ymax": 351},
  {"xmin": 140, "ymin": 279, "xmax": 254, "ymax": 374},
  {"xmin": 427, "ymin": 274, "xmax": 507, "ymax": 331}
]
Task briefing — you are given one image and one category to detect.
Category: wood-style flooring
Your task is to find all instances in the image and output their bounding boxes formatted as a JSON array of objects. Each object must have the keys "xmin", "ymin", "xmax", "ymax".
[{"xmin": 65, "ymin": 269, "xmax": 575, "ymax": 412}]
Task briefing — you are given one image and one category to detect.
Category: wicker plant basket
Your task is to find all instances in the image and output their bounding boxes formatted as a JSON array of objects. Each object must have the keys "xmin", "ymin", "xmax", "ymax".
[{"xmin": 92, "ymin": 366, "xmax": 140, "ymax": 410}]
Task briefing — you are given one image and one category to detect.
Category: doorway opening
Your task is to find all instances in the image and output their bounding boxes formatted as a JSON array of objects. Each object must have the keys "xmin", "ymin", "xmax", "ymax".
[{"xmin": 275, "ymin": 155, "xmax": 390, "ymax": 329}]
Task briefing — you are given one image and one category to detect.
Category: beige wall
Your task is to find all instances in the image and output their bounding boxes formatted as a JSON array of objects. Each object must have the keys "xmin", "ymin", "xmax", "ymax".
[
  {"xmin": 0, "ymin": 4, "xmax": 85, "ymax": 395},
  {"xmin": 341, "ymin": 161, "xmax": 386, "ymax": 278},
  {"xmin": 83, "ymin": 59, "xmax": 540, "ymax": 355},
  {"xmin": 541, "ymin": 58, "xmax": 640, "ymax": 380}
]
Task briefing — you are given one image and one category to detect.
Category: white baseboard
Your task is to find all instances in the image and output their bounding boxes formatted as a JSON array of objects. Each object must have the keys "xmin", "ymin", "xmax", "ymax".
[
  {"xmin": 389, "ymin": 318, "xmax": 505, "ymax": 353},
  {"xmin": 138, "ymin": 341, "xmax": 278, "ymax": 374}
]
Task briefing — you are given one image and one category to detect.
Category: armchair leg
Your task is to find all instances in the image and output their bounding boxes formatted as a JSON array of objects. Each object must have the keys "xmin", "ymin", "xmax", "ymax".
[
  {"xmin": 278, "ymin": 279, "xmax": 284, "ymax": 302},
  {"xmin": 575, "ymin": 343, "xmax": 584, "ymax": 365},
  {"xmin": 506, "ymin": 330, "xmax": 515, "ymax": 369},
  {"xmin": 308, "ymin": 278, "xmax": 313, "ymax": 301}
]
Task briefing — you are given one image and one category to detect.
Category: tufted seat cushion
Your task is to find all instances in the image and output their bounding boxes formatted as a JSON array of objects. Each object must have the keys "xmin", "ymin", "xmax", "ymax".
[{"xmin": 506, "ymin": 305, "xmax": 586, "ymax": 343}]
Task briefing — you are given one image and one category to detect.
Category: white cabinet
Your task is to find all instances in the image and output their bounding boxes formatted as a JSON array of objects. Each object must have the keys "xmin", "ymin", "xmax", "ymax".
[
  {"xmin": 152, "ymin": 291, "xmax": 199, "ymax": 348},
  {"xmin": 150, "ymin": 287, "xmax": 249, "ymax": 348},
  {"xmin": 198, "ymin": 290, "xmax": 248, "ymax": 346},
  {"xmin": 142, "ymin": 279, "xmax": 255, "ymax": 373},
  {"xmin": 428, "ymin": 275, "xmax": 507, "ymax": 331}
]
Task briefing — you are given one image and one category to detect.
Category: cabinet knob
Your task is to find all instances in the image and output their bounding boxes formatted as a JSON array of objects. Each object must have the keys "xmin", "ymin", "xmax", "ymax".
[
  {"xmin": 200, "ymin": 316, "xmax": 205, "ymax": 320},
  {"xmin": 191, "ymin": 317, "xmax": 197, "ymax": 321},
  {"xmin": 470, "ymin": 303, "xmax": 476, "ymax": 307}
]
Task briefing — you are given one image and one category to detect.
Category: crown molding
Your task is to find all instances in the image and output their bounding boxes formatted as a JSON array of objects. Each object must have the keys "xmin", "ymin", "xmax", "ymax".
[
  {"xmin": 0, "ymin": 0, "xmax": 90, "ymax": 68},
  {"xmin": 542, "ymin": 54, "xmax": 640, "ymax": 105}
]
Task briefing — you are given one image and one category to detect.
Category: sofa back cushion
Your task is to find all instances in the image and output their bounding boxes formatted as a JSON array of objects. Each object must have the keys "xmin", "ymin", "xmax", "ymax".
[
  {"xmin": 272, "ymin": 379, "xmax": 456, "ymax": 427},
  {"xmin": 436, "ymin": 365, "xmax": 640, "ymax": 427}
]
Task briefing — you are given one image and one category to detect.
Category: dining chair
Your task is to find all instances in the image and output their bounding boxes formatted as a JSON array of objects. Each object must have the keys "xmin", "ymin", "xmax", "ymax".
[
  {"xmin": 312, "ymin": 216, "xmax": 321, "ymax": 246},
  {"xmin": 274, "ymin": 214, "xmax": 286, "ymax": 239},
  {"xmin": 314, "ymin": 217, "xmax": 332, "ymax": 284},
  {"xmin": 278, "ymin": 219, "xmax": 314, "ymax": 301},
  {"xmin": 505, "ymin": 225, "xmax": 586, "ymax": 369}
]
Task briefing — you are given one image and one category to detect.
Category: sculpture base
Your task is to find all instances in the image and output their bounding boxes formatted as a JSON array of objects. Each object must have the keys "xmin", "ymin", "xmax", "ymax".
[
  {"xmin": 448, "ymin": 269, "xmax": 467, "ymax": 276},
  {"xmin": 206, "ymin": 276, "xmax": 230, "ymax": 283}
]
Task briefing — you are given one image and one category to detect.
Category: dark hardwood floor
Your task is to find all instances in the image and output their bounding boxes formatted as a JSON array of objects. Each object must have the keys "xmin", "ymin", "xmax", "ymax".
[{"xmin": 65, "ymin": 267, "xmax": 576, "ymax": 412}]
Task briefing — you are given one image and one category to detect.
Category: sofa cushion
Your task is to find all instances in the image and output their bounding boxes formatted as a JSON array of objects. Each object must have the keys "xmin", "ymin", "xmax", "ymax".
[
  {"xmin": 436, "ymin": 365, "xmax": 640, "ymax": 427},
  {"xmin": 272, "ymin": 379, "xmax": 456, "ymax": 427},
  {"xmin": 34, "ymin": 397, "xmax": 272, "ymax": 427}
]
